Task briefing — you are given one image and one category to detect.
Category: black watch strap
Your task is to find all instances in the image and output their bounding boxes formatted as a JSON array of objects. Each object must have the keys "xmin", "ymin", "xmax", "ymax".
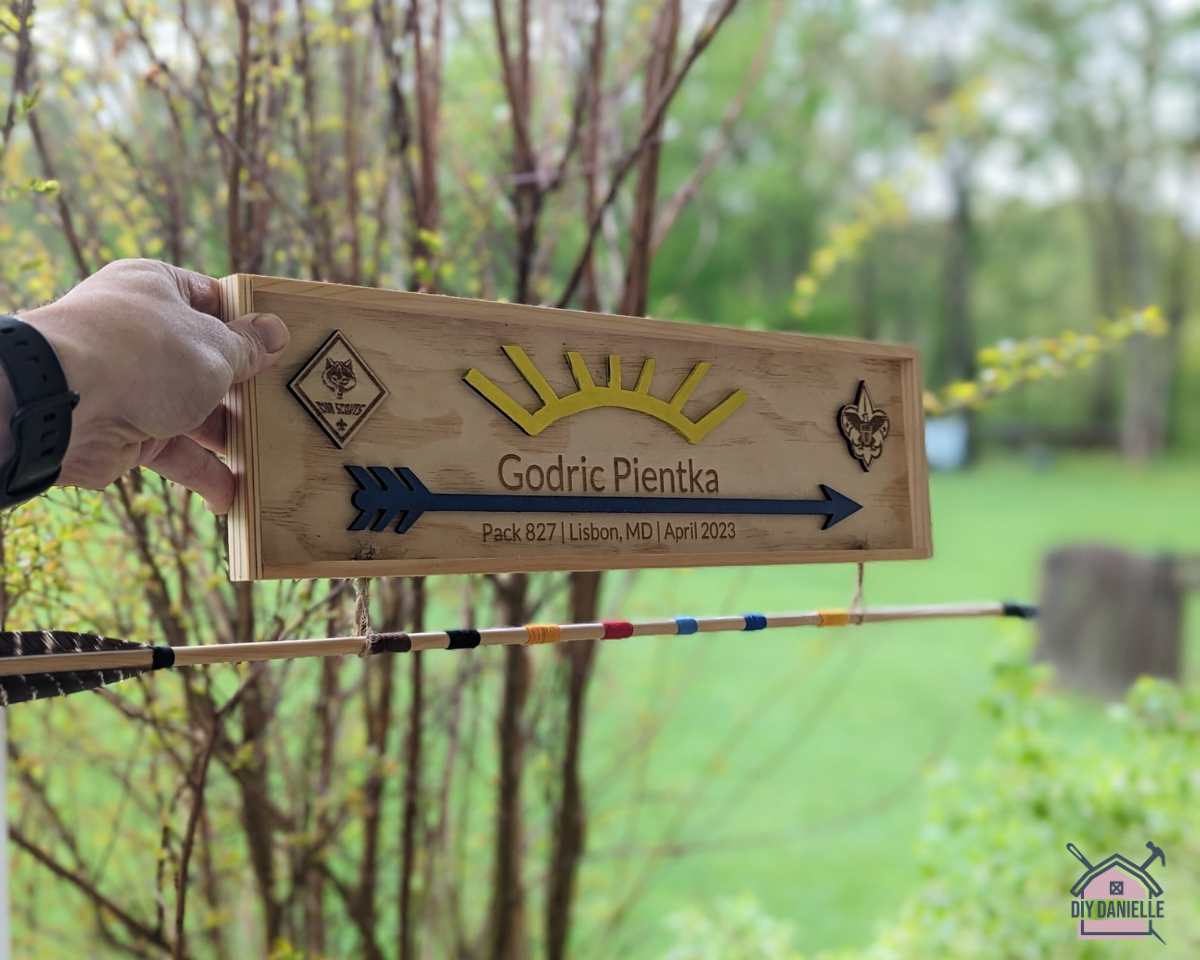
[{"xmin": 0, "ymin": 316, "xmax": 78, "ymax": 509}]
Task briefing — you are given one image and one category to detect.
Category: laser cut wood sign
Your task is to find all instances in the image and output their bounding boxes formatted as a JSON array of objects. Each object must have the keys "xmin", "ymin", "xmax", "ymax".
[{"xmin": 219, "ymin": 275, "xmax": 932, "ymax": 581}]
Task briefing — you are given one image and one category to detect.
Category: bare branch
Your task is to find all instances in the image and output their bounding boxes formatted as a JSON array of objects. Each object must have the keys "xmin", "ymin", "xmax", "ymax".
[
  {"xmin": 10, "ymin": 826, "xmax": 179, "ymax": 956},
  {"xmin": 556, "ymin": 0, "xmax": 744, "ymax": 309},
  {"xmin": 651, "ymin": 0, "xmax": 784, "ymax": 254}
]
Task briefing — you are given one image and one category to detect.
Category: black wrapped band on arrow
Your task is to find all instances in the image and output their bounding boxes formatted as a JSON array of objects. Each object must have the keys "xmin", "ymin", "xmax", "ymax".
[{"xmin": 346, "ymin": 466, "xmax": 864, "ymax": 534}]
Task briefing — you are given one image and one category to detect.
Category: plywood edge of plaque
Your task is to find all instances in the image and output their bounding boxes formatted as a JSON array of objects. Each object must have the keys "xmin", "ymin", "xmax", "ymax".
[
  {"xmin": 222, "ymin": 275, "xmax": 930, "ymax": 355},
  {"xmin": 220, "ymin": 274, "xmax": 932, "ymax": 581},
  {"xmin": 901, "ymin": 352, "xmax": 933, "ymax": 559},
  {"xmin": 219, "ymin": 274, "xmax": 263, "ymax": 581}
]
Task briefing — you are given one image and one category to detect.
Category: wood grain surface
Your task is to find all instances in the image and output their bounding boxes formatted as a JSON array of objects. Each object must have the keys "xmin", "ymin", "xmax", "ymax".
[{"xmin": 220, "ymin": 275, "xmax": 931, "ymax": 580}]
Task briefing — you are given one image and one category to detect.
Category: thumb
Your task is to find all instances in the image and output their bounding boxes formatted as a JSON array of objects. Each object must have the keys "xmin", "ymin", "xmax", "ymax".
[{"xmin": 221, "ymin": 312, "xmax": 290, "ymax": 383}]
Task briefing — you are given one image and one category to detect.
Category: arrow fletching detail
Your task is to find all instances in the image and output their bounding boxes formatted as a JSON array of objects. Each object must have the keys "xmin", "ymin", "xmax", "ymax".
[{"xmin": 0, "ymin": 631, "xmax": 170, "ymax": 706}]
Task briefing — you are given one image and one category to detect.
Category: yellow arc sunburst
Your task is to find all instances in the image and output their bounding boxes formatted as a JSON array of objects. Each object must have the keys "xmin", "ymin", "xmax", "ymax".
[{"xmin": 463, "ymin": 345, "xmax": 748, "ymax": 444}]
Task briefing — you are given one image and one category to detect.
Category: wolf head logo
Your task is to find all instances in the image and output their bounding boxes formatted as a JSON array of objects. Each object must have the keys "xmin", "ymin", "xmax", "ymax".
[{"xmin": 321, "ymin": 357, "xmax": 357, "ymax": 400}]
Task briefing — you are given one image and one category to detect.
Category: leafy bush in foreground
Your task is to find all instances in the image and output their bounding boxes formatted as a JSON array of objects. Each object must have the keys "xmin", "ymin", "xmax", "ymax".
[{"xmin": 663, "ymin": 636, "xmax": 1200, "ymax": 958}]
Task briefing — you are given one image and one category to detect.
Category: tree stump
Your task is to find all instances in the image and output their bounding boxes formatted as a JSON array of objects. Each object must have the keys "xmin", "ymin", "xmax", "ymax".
[{"xmin": 1036, "ymin": 546, "xmax": 1183, "ymax": 698}]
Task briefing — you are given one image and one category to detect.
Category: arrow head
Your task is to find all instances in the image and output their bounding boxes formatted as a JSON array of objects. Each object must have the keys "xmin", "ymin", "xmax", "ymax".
[{"xmin": 818, "ymin": 485, "xmax": 863, "ymax": 529}]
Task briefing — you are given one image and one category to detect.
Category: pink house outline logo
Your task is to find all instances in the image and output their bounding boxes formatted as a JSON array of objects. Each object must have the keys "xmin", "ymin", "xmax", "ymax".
[{"xmin": 1067, "ymin": 842, "xmax": 1166, "ymax": 943}]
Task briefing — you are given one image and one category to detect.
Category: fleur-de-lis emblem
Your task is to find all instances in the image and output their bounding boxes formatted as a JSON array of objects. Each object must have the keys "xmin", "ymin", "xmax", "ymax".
[{"xmin": 838, "ymin": 381, "xmax": 890, "ymax": 471}]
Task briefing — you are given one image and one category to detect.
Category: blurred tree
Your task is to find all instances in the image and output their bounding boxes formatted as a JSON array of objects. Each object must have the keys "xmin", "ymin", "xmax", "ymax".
[{"xmin": 998, "ymin": 0, "xmax": 1199, "ymax": 459}]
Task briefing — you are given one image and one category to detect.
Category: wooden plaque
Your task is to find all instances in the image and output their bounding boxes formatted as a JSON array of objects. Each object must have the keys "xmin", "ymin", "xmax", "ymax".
[{"xmin": 219, "ymin": 275, "xmax": 931, "ymax": 581}]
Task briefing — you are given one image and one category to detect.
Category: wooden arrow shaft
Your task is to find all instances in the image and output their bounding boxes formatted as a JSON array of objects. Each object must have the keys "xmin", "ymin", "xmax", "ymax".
[
  {"xmin": 0, "ymin": 602, "xmax": 1030, "ymax": 678},
  {"xmin": 425, "ymin": 491, "xmax": 844, "ymax": 516}
]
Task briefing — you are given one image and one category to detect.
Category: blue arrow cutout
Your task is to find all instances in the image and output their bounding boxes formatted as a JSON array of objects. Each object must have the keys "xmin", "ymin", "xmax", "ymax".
[{"xmin": 346, "ymin": 466, "xmax": 863, "ymax": 534}]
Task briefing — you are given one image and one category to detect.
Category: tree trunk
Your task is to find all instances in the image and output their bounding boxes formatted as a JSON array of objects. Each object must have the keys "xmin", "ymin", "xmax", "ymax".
[
  {"xmin": 1121, "ymin": 218, "xmax": 1185, "ymax": 460},
  {"xmin": 620, "ymin": 0, "xmax": 680, "ymax": 317},
  {"xmin": 545, "ymin": 572, "xmax": 601, "ymax": 960},
  {"xmin": 857, "ymin": 243, "xmax": 877, "ymax": 341},
  {"xmin": 489, "ymin": 575, "xmax": 531, "ymax": 960},
  {"xmin": 1081, "ymin": 195, "xmax": 1128, "ymax": 440},
  {"xmin": 399, "ymin": 578, "xmax": 425, "ymax": 960},
  {"xmin": 942, "ymin": 151, "xmax": 974, "ymax": 385},
  {"xmin": 942, "ymin": 148, "xmax": 977, "ymax": 462},
  {"xmin": 1037, "ymin": 546, "xmax": 1183, "ymax": 698},
  {"xmin": 230, "ymin": 582, "xmax": 284, "ymax": 949},
  {"xmin": 1120, "ymin": 333, "xmax": 1173, "ymax": 461}
]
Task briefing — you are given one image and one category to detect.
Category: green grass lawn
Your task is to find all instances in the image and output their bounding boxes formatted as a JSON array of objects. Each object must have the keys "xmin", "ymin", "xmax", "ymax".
[{"xmin": 577, "ymin": 453, "xmax": 1200, "ymax": 957}]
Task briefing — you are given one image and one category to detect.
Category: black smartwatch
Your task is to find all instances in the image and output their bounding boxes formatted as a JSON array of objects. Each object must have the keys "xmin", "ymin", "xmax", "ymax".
[{"xmin": 0, "ymin": 316, "xmax": 79, "ymax": 509}]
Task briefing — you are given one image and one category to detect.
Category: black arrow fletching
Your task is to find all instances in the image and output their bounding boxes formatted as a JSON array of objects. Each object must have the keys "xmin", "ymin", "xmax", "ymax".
[{"xmin": 0, "ymin": 631, "xmax": 160, "ymax": 705}]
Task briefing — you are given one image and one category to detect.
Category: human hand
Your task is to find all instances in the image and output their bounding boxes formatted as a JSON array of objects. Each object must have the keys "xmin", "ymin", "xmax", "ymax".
[{"xmin": 16, "ymin": 259, "xmax": 289, "ymax": 512}]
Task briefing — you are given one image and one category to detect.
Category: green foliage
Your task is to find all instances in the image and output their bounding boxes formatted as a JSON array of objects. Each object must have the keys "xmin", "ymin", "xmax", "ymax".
[
  {"xmin": 657, "ymin": 633, "xmax": 1200, "ymax": 958},
  {"xmin": 833, "ymin": 637, "xmax": 1200, "ymax": 958},
  {"xmin": 791, "ymin": 183, "xmax": 907, "ymax": 320},
  {"xmin": 926, "ymin": 307, "xmax": 1168, "ymax": 416},
  {"xmin": 659, "ymin": 896, "xmax": 806, "ymax": 960}
]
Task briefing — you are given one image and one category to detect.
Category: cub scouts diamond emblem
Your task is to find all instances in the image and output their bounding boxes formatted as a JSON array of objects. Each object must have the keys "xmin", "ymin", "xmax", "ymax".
[{"xmin": 289, "ymin": 331, "xmax": 388, "ymax": 448}]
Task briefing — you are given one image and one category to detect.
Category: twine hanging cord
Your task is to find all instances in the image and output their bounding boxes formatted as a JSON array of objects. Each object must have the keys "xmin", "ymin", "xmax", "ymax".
[
  {"xmin": 353, "ymin": 578, "xmax": 413, "ymax": 657},
  {"xmin": 353, "ymin": 577, "xmax": 375, "ymax": 657},
  {"xmin": 815, "ymin": 562, "xmax": 866, "ymax": 628},
  {"xmin": 850, "ymin": 561, "xmax": 865, "ymax": 624}
]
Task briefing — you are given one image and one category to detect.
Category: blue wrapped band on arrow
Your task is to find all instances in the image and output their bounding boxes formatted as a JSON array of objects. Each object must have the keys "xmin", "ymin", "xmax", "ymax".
[{"xmin": 346, "ymin": 466, "xmax": 863, "ymax": 534}]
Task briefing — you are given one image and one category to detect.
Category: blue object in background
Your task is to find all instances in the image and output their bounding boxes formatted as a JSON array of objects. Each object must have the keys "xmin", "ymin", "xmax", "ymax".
[{"xmin": 925, "ymin": 414, "xmax": 970, "ymax": 471}]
